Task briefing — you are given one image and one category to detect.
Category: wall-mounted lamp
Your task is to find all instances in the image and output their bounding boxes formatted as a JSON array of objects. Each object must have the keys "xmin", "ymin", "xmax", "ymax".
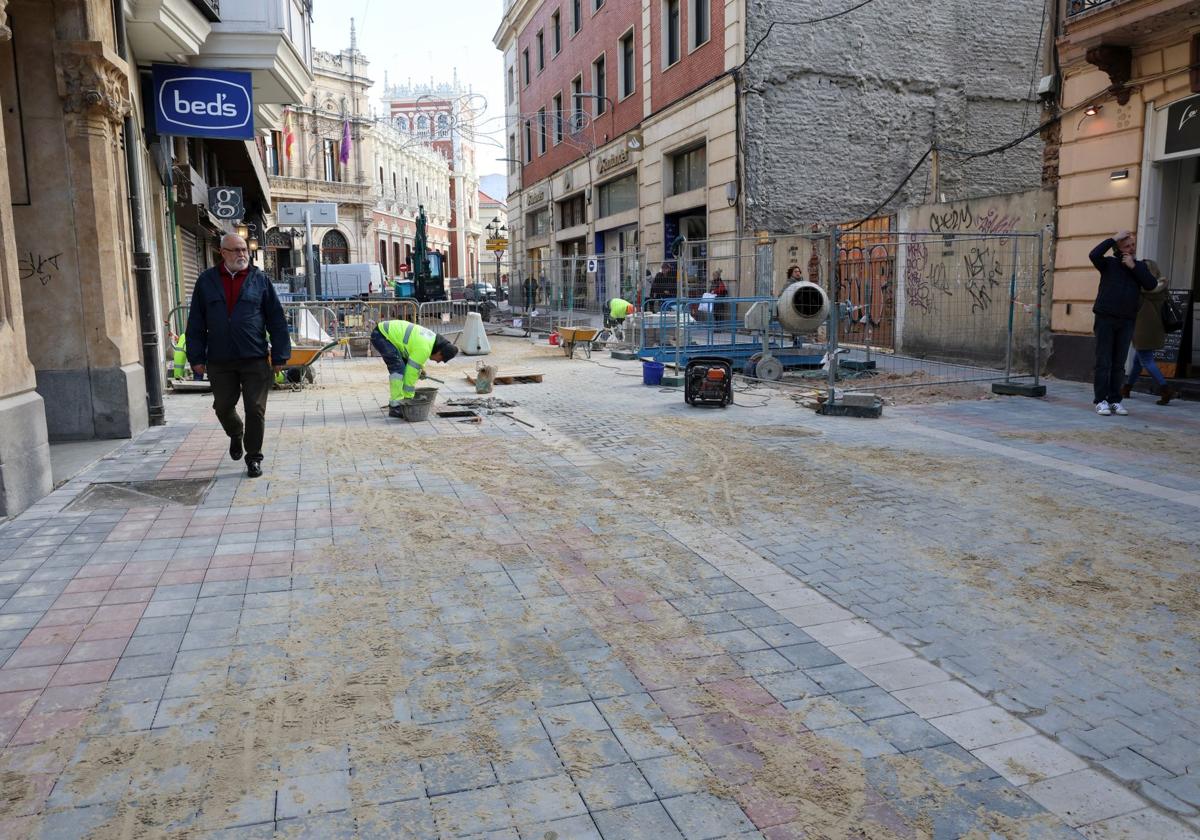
[
  {"xmin": 235, "ymin": 223, "xmax": 249, "ymax": 239},
  {"xmin": 248, "ymin": 237, "xmax": 260, "ymax": 252},
  {"xmin": 1084, "ymin": 104, "xmax": 1102, "ymax": 116},
  {"xmin": 1109, "ymin": 169, "xmax": 1130, "ymax": 181}
]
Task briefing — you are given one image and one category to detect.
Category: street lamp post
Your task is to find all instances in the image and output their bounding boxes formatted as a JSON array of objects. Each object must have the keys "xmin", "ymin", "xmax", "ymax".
[{"xmin": 485, "ymin": 216, "xmax": 508, "ymax": 295}]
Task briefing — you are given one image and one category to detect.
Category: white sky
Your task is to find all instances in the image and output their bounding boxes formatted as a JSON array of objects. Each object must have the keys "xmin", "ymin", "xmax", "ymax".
[{"xmin": 310, "ymin": 0, "xmax": 508, "ymax": 180}]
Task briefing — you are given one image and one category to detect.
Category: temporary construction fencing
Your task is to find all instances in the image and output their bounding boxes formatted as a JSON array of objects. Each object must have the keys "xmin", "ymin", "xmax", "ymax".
[{"xmin": 506, "ymin": 226, "xmax": 1046, "ymax": 401}]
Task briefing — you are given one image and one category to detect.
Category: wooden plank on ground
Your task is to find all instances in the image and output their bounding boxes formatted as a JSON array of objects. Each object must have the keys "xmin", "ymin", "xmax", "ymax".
[{"xmin": 464, "ymin": 368, "xmax": 544, "ymax": 385}]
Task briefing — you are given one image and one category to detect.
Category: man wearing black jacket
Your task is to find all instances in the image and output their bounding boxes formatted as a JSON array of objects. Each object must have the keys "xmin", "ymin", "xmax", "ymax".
[
  {"xmin": 186, "ymin": 234, "xmax": 291, "ymax": 477},
  {"xmin": 1089, "ymin": 231, "xmax": 1158, "ymax": 416}
]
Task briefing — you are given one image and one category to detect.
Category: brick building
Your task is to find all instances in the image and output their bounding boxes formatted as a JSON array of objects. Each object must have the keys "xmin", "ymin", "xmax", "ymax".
[{"xmin": 494, "ymin": 0, "xmax": 742, "ymax": 303}]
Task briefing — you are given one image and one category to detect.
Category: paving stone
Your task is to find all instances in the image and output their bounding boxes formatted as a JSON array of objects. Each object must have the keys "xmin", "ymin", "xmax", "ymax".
[
  {"xmin": 429, "ymin": 785, "xmax": 511, "ymax": 836},
  {"xmin": 576, "ymin": 763, "xmax": 656, "ymax": 811},
  {"xmin": 1078, "ymin": 807, "xmax": 1200, "ymax": 839},
  {"xmin": 972, "ymin": 735, "xmax": 1089, "ymax": 786},
  {"xmin": 893, "ymin": 681, "xmax": 990, "ymax": 719},
  {"xmin": 930, "ymin": 706, "xmax": 1036, "ymax": 750},
  {"xmin": 869, "ymin": 713, "xmax": 954, "ymax": 753},
  {"xmin": 832, "ymin": 687, "xmax": 910, "ymax": 721},
  {"xmin": 505, "ymin": 773, "xmax": 586, "ymax": 824},
  {"xmin": 592, "ymin": 800, "xmax": 685, "ymax": 840},
  {"xmin": 1025, "ymin": 769, "xmax": 1147, "ymax": 827},
  {"xmin": 803, "ymin": 664, "xmax": 874, "ymax": 693}
]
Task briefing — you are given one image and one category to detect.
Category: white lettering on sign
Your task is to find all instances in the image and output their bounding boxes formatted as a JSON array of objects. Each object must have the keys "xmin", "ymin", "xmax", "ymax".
[
  {"xmin": 173, "ymin": 89, "xmax": 239, "ymax": 118},
  {"xmin": 1180, "ymin": 103, "xmax": 1199, "ymax": 132}
]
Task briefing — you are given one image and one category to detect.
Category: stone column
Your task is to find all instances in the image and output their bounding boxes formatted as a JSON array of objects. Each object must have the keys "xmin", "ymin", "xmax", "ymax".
[
  {"xmin": 9, "ymin": 0, "xmax": 147, "ymax": 441},
  {"xmin": 0, "ymin": 0, "xmax": 54, "ymax": 516}
]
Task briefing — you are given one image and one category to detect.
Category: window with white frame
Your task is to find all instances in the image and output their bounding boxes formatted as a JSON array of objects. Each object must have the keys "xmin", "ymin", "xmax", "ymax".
[
  {"xmin": 551, "ymin": 10, "xmax": 561, "ymax": 54},
  {"xmin": 522, "ymin": 49, "xmax": 530, "ymax": 85},
  {"xmin": 571, "ymin": 76, "xmax": 584, "ymax": 132},
  {"xmin": 524, "ymin": 120, "xmax": 532, "ymax": 162},
  {"xmin": 670, "ymin": 143, "xmax": 706, "ymax": 195},
  {"xmin": 537, "ymin": 30, "xmax": 545, "ymax": 71},
  {"xmin": 552, "ymin": 93, "xmax": 563, "ymax": 144},
  {"xmin": 571, "ymin": 0, "xmax": 581, "ymax": 32},
  {"xmin": 538, "ymin": 108, "xmax": 547, "ymax": 155}
]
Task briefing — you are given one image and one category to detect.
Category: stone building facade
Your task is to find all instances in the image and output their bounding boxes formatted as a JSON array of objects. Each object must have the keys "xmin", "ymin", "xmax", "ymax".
[
  {"xmin": 263, "ymin": 40, "xmax": 452, "ymax": 291},
  {"xmin": 0, "ymin": 0, "xmax": 313, "ymax": 517},
  {"xmin": 1048, "ymin": 0, "xmax": 1200, "ymax": 381}
]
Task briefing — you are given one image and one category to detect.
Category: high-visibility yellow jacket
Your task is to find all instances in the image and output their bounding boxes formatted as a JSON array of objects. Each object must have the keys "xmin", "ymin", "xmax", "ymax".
[
  {"xmin": 172, "ymin": 334, "xmax": 187, "ymax": 379},
  {"xmin": 609, "ymin": 298, "xmax": 633, "ymax": 320},
  {"xmin": 379, "ymin": 320, "xmax": 437, "ymax": 401}
]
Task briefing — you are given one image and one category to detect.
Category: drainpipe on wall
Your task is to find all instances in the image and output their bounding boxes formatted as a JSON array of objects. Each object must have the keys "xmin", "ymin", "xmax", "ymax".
[{"xmin": 113, "ymin": 0, "xmax": 165, "ymax": 425}]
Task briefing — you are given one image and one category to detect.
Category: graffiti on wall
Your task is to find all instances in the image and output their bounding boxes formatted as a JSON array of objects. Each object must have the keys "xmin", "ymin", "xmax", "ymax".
[{"xmin": 19, "ymin": 252, "xmax": 62, "ymax": 287}]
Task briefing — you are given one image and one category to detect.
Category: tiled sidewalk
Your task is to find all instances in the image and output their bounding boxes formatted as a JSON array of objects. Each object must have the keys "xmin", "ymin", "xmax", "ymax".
[{"xmin": 0, "ymin": 347, "xmax": 1195, "ymax": 838}]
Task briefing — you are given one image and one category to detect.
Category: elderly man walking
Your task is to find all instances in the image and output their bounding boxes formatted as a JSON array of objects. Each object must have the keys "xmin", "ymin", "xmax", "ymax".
[
  {"xmin": 186, "ymin": 233, "xmax": 290, "ymax": 477},
  {"xmin": 1088, "ymin": 230, "xmax": 1158, "ymax": 416}
]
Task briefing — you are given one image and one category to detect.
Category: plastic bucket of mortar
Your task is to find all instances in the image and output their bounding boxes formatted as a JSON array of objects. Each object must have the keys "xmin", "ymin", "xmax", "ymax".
[
  {"xmin": 399, "ymin": 388, "xmax": 437, "ymax": 422},
  {"xmin": 642, "ymin": 361, "xmax": 665, "ymax": 386}
]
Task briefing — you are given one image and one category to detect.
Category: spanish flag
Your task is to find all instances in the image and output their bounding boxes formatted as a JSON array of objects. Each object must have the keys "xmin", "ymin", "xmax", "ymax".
[{"xmin": 283, "ymin": 108, "xmax": 295, "ymax": 163}]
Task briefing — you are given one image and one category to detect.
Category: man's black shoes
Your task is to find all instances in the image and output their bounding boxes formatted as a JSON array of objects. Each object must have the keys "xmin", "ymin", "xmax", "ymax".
[
  {"xmin": 229, "ymin": 435, "xmax": 244, "ymax": 461},
  {"xmin": 246, "ymin": 460, "xmax": 263, "ymax": 479}
]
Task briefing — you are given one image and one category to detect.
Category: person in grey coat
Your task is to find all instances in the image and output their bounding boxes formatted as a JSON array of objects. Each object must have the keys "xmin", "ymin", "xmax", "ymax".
[{"xmin": 1123, "ymin": 260, "xmax": 1175, "ymax": 406}]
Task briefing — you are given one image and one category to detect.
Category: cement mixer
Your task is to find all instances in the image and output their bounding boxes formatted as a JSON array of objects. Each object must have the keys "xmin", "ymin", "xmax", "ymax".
[{"xmin": 743, "ymin": 281, "xmax": 830, "ymax": 381}]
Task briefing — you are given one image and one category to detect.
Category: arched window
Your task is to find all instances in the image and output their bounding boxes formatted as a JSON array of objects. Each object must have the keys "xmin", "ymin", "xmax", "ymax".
[
  {"xmin": 436, "ymin": 114, "xmax": 450, "ymax": 138},
  {"xmin": 393, "ymin": 241, "xmax": 403, "ymax": 275},
  {"xmin": 397, "ymin": 115, "xmax": 409, "ymax": 132},
  {"xmin": 321, "ymin": 229, "xmax": 349, "ymax": 265},
  {"xmin": 379, "ymin": 240, "xmax": 388, "ymax": 274},
  {"xmin": 416, "ymin": 115, "xmax": 429, "ymax": 136}
]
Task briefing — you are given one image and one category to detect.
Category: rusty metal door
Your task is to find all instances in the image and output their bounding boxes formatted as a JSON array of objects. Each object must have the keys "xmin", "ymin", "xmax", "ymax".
[{"xmin": 837, "ymin": 217, "xmax": 896, "ymax": 351}]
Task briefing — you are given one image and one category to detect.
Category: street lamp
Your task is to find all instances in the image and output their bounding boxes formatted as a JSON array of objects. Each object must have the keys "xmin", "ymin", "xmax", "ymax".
[{"xmin": 485, "ymin": 215, "xmax": 508, "ymax": 291}]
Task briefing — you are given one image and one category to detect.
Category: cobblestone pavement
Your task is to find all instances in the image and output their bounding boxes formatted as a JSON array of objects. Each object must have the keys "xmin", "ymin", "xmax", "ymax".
[{"xmin": 0, "ymin": 338, "xmax": 1196, "ymax": 839}]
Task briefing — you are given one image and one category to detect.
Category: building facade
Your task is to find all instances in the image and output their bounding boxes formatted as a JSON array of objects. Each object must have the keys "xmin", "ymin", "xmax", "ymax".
[
  {"xmin": 262, "ymin": 37, "xmax": 452, "ymax": 292},
  {"xmin": 382, "ymin": 79, "xmax": 483, "ymax": 285},
  {"xmin": 1049, "ymin": 0, "xmax": 1200, "ymax": 381},
  {"xmin": 494, "ymin": 0, "xmax": 742, "ymax": 304},
  {"xmin": 0, "ymin": 0, "xmax": 312, "ymax": 517}
]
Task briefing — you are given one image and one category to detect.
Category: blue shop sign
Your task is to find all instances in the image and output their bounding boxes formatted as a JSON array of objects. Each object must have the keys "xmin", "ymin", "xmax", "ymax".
[{"xmin": 152, "ymin": 64, "xmax": 254, "ymax": 140}]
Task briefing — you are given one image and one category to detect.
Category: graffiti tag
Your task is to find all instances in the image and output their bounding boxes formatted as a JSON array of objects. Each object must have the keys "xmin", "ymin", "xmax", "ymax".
[{"xmin": 19, "ymin": 252, "xmax": 62, "ymax": 286}]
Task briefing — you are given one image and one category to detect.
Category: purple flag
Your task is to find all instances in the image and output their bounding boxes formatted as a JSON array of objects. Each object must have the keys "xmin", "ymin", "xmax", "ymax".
[{"xmin": 339, "ymin": 119, "xmax": 351, "ymax": 165}]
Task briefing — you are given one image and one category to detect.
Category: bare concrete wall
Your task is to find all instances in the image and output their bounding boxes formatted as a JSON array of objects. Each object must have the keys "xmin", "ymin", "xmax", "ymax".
[
  {"xmin": 742, "ymin": 0, "xmax": 1048, "ymax": 229},
  {"xmin": 896, "ymin": 188, "xmax": 1054, "ymax": 368}
]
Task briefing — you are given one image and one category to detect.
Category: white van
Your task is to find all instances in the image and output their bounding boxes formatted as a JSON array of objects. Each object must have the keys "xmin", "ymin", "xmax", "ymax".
[{"xmin": 320, "ymin": 263, "xmax": 387, "ymax": 299}]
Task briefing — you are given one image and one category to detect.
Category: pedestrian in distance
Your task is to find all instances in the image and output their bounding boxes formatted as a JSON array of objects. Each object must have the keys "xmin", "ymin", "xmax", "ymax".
[
  {"xmin": 186, "ymin": 233, "xmax": 290, "ymax": 478},
  {"xmin": 1123, "ymin": 260, "xmax": 1176, "ymax": 406},
  {"xmin": 369, "ymin": 320, "xmax": 459, "ymax": 418},
  {"xmin": 1089, "ymin": 230, "xmax": 1158, "ymax": 416}
]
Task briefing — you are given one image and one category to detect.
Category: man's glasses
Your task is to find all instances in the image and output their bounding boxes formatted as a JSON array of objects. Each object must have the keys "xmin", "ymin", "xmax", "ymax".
[{"xmin": 222, "ymin": 248, "xmax": 249, "ymax": 254}]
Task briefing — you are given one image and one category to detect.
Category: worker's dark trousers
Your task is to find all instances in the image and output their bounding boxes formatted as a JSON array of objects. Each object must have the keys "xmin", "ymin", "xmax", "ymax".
[
  {"xmin": 208, "ymin": 358, "xmax": 273, "ymax": 462},
  {"xmin": 369, "ymin": 327, "xmax": 406, "ymax": 375}
]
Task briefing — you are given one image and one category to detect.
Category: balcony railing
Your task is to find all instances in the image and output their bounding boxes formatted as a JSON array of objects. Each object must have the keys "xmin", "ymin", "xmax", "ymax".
[
  {"xmin": 189, "ymin": 0, "xmax": 221, "ymax": 21},
  {"xmin": 1068, "ymin": 0, "xmax": 1117, "ymax": 16}
]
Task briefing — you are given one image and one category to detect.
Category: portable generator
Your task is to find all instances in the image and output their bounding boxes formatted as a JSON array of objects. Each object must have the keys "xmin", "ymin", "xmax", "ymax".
[{"xmin": 685, "ymin": 356, "xmax": 733, "ymax": 408}]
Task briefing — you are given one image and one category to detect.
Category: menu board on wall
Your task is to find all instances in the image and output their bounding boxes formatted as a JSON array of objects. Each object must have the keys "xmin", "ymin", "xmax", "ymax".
[{"xmin": 1153, "ymin": 290, "xmax": 1193, "ymax": 378}]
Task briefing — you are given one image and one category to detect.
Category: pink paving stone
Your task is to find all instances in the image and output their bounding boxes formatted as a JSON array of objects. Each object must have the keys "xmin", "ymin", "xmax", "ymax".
[
  {"xmin": 49, "ymin": 658, "xmax": 117, "ymax": 687},
  {"xmin": 90, "ymin": 603, "xmax": 146, "ymax": 624},
  {"xmin": 184, "ymin": 525, "xmax": 223, "ymax": 537},
  {"xmin": 0, "ymin": 773, "xmax": 55, "ymax": 816},
  {"xmin": 0, "ymin": 665, "xmax": 57, "ymax": 692},
  {"xmin": 111, "ymin": 574, "xmax": 162, "ymax": 591},
  {"xmin": 50, "ymin": 591, "xmax": 106, "ymax": 610},
  {"xmin": 690, "ymin": 654, "xmax": 743, "ymax": 683},
  {"xmin": 10, "ymin": 709, "xmax": 89, "ymax": 745},
  {"xmin": 248, "ymin": 563, "xmax": 291, "ymax": 579},
  {"xmin": 33, "ymin": 683, "xmax": 105, "ymax": 713},
  {"xmin": 0, "ymin": 690, "xmax": 41, "ymax": 719},
  {"xmin": 709, "ymin": 678, "xmax": 783, "ymax": 714},
  {"xmin": 63, "ymin": 576, "xmax": 116, "ymax": 594},
  {"xmin": 204, "ymin": 566, "xmax": 249, "ymax": 583},
  {"xmin": 36, "ymin": 608, "xmax": 98, "ymax": 628},
  {"xmin": 4, "ymin": 644, "xmax": 71, "ymax": 669},
  {"xmin": 250, "ymin": 551, "xmax": 291, "ymax": 565},
  {"xmin": 0, "ymin": 816, "xmax": 39, "ymax": 837},
  {"xmin": 158, "ymin": 569, "xmax": 206, "ymax": 585},
  {"xmin": 75, "ymin": 563, "xmax": 126, "ymax": 579},
  {"xmin": 676, "ymin": 712, "xmax": 753, "ymax": 747},
  {"xmin": 558, "ymin": 575, "xmax": 605, "ymax": 594},
  {"xmin": 166, "ymin": 556, "xmax": 210, "ymax": 571},
  {"xmin": 762, "ymin": 822, "xmax": 813, "ymax": 840},
  {"xmin": 741, "ymin": 786, "xmax": 803, "ymax": 828},
  {"xmin": 77, "ymin": 619, "xmax": 139, "ymax": 642},
  {"xmin": 19, "ymin": 625, "xmax": 84, "ymax": 648},
  {"xmin": 100, "ymin": 587, "xmax": 154, "ymax": 606},
  {"xmin": 630, "ymin": 662, "xmax": 692, "ymax": 692},
  {"xmin": 65, "ymin": 637, "xmax": 130, "ymax": 663},
  {"xmin": 212, "ymin": 553, "xmax": 253, "ymax": 568}
]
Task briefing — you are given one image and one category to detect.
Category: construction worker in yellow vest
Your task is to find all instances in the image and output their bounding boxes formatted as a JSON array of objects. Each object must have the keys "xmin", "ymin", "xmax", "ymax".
[
  {"xmin": 605, "ymin": 297, "xmax": 635, "ymax": 328},
  {"xmin": 172, "ymin": 334, "xmax": 189, "ymax": 379},
  {"xmin": 370, "ymin": 320, "xmax": 459, "ymax": 418}
]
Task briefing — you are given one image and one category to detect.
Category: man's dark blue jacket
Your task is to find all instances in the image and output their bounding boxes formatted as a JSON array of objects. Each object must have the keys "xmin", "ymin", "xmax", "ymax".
[
  {"xmin": 185, "ymin": 266, "xmax": 291, "ymax": 367},
  {"xmin": 1090, "ymin": 239, "xmax": 1158, "ymax": 320}
]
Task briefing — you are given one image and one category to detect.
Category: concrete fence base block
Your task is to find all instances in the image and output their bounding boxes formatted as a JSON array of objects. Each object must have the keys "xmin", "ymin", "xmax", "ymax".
[{"xmin": 991, "ymin": 382, "xmax": 1047, "ymax": 397}]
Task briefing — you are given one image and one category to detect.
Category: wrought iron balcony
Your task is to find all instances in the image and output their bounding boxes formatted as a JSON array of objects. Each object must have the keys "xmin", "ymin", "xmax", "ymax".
[
  {"xmin": 1068, "ymin": 0, "xmax": 1118, "ymax": 16},
  {"xmin": 189, "ymin": 0, "xmax": 220, "ymax": 21}
]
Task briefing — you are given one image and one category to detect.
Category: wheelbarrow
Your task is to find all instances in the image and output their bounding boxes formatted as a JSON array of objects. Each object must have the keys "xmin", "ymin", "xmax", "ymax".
[
  {"xmin": 554, "ymin": 325, "xmax": 602, "ymax": 359},
  {"xmin": 276, "ymin": 340, "xmax": 339, "ymax": 388}
]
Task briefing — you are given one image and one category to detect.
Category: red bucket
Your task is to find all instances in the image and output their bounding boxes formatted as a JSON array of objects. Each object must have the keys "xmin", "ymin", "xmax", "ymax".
[{"xmin": 549, "ymin": 332, "xmax": 560, "ymax": 346}]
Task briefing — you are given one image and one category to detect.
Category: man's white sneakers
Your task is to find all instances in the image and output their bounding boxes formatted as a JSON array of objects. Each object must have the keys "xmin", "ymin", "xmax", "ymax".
[
  {"xmin": 1096, "ymin": 401, "xmax": 1112, "ymax": 416},
  {"xmin": 1111, "ymin": 401, "xmax": 1129, "ymax": 415}
]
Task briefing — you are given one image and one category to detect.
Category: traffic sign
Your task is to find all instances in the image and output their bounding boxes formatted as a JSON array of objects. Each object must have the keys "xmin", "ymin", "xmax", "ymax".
[
  {"xmin": 398, "ymin": 263, "xmax": 410, "ymax": 273},
  {"xmin": 276, "ymin": 202, "xmax": 338, "ymax": 225},
  {"xmin": 486, "ymin": 237, "xmax": 509, "ymax": 252}
]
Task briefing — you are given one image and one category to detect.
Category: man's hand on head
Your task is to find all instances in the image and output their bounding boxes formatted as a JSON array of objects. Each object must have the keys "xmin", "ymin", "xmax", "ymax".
[{"xmin": 1114, "ymin": 230, "xmax": 1131, "ymax": 242}]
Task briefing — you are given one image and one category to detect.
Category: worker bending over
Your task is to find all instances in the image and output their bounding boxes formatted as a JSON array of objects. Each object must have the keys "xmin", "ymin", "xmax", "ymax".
[
  {"xmin": 370, "ymin": 320, "xmax": 459, "ymax": 418},
  {"xmin": 605, "ymin": 297, "xmax": 636, "ymax": 328}
]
